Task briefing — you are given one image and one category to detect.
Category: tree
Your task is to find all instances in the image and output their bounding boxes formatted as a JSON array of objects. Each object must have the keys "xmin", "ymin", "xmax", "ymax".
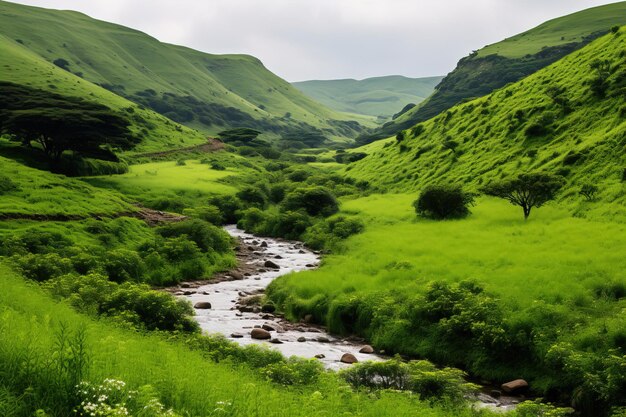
[
  {"xmin": 217, "ymin": 128, "xmax": 261, "ymax": 143},
  {"xmin": 579, "ymin": 184, "xmax": 599, "ymax": 202},
  {"xmin": 482, "ymin": 173, "xmax": 565, "ymax": 220},
  {"xmin": 0, "ymin": 82, "xmax": 137, "ymax": 164},
  {"xmin": 282, "ymin": 186, "xmax": 339, "ymax": 217},
  {"xmin": 413, "ymin": 185, "xmax": 475, "ymax": 220}
]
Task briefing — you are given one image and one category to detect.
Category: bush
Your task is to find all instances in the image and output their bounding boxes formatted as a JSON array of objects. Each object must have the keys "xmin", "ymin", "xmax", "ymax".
[
  {"xmin": 262, "ymin": 357, "xmax": 324, "ymax": 386},
  {"xmin": 236, "ymin": 186, "xmax": 268, "ymax": 208},
  {"xmin": 282, "ymin": 187, "xmax": 339, "ymax": 217},
  {"xmin": 413, "ymin": 185, "xmax": 475, "ymax": 220},
  {"xmin": 0, "ymin": 175, "xmax": 20, "ymax": 194},
  {"xmin": 208, "ymin": 195, "xmax": 243, "ymax": 224},
  {"xmin": 580, "ymin": 184, "xmax": 599, "ymax": 201},
  {"xmin": 13, "ymin": 253, "xmax": 73, "ymax": 281},
  {"xmin": 104, "ymin": 249, "xmax": 145, "ymax": 283},
  {"xmin": 158, "ymin": 219, "xmax": 231, "ymax": 253},
  {"xmin": 176, "ymin": 159, "xmax": 187, "ymax": 166},
  {"xmin": 183, "ymin": 205, "xmax": 223, "ymax": 224},
  {"xmin": 340, "ymin": 358, "xmax": 476, "ymax": 404}
]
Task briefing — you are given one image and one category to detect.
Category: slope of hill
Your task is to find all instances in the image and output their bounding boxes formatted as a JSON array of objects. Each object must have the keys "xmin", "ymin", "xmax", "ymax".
[
  {"xmin": 293, "ymin": 75, "xmax": 443, "ymax": 118},
  {"xmin": 0, "ymin": 0, "xmax": 371, "ymax": 140},
  {"xmin": 346, "ymin": 28, "xmax": 626, "ymax": 213},
  {"xmin": 0, "ymin": 33, "xmax": 208, "ymax": 154},
  {"xmin": 360, "ymin": 1, "xmax": 626, "ymax": 144}
]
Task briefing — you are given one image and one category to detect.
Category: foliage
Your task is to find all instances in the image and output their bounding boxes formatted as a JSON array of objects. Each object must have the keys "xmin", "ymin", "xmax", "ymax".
[
  {"xmin": 157, "ymin": 219, "xmax": 232, "ymax": 253},
  {"xmin": 340, "ymin": 358, "xmax": 476, "ymax": 404},
  {"xmin": 261, "ymin": 357, "xmax": 324, "ymax": 386},
  {"xmin": 218, "ymin": 128, "xmax": 261, "ymax": 144},
  {"xmin": 413, "ymin": 185, "xmax": 475, "ymax": 220},
  {"xmin": 0, "ymin": 82, "xmax": 137, "ymax": 163},
  {"xmin": 580, "ymin": 184, "xmax": 599, "ymax": 201},
  {"xmin": 482, "ymin": 173, "xmax": 565, "ymax": 219},
  {"xmin": 281, "ymin": 186, "xmax": 339, "ymax": 217}
]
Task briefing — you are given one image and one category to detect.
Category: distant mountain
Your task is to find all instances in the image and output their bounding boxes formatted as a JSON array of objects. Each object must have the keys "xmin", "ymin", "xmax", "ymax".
[
  {"xmin": 346, "ymin": 27, "xmax": 626, "ymax": 211},
  {"xmin": 293, "ymin": 76, "xmax": 442, "ymax": 119},
  {"xmin": 359, "ymin": 1, "xmax": 626, "ymax": 144},
  {"xmin": 0, "ymin": 0, "xmax": 372, "ymax": 142}
]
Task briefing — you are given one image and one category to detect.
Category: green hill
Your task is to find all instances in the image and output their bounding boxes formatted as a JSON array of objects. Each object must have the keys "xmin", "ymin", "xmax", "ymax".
[
  {"xmin": 293, "ymin": 75, "xmax": 443, "ymax": 119},
  {"xmin": 346, "ymin": 27, "xmax": 626, "ymax": 214},
  {"xmin": 0, "ymin": 0, "xmax": 371, "ymax": 141},
  {"xmin": 359, "ymin": 1, "xmax": 626, "ymax": 144}
]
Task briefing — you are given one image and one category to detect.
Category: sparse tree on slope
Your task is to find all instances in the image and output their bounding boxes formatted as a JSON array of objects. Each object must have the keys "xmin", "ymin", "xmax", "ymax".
[{"xmin": 482, "ymin": 173, "xmax": 565, "ymax": 220}]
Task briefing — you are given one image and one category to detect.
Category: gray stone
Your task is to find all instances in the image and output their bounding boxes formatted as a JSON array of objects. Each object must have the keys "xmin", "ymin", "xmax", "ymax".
[
  {"xmin": 194, "ymin": 302, "xmax": 212, "ymax": 309},
  {"xmin": 251, "ymin": 328, "xmax": 271, "ymax": 340}
]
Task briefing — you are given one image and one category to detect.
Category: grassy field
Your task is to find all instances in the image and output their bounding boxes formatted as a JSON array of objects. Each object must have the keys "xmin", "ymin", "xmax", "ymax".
[
  {"xmin": 0, "ymin": 262, "xmax": 500, "ymax": 417},
  {"xmin": 293, "ymin": 76, "xmax": 443, "ymax": 118},
  {"xmin": 268, "ymin": 194, "xmax": 626, "ymax": 395},
  {"xmin": 0, "ymin": 156, "xmax": 133, "ymax": 217}
]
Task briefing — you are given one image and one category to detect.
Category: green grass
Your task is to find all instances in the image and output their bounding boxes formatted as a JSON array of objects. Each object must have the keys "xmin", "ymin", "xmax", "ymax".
[
  {"xmin": 0, "ymin": 262, "xmax": 495, "ymax": 417},
  {"xmin": 478, "ymin": 2, "xmax": 626, "ymax": 58},
  {"xmin": 0, "ymin": 33, "xmax": 207, "ymax": 153},
  {"xmin": 346, "ymin": 28, "xmax": 626, "ymax": 218},
  {"xmin": 0, "ymin": 156, "xmax": 133, "ymax": 217},
  {"xmin": 0, "ymin": 0, "xmax": 374, "ymax": 139},
  {"xmin": 268, "ymin": 194, "xmax": 626, "ymax": 390},
  {"xmin": 293, "ymin": 76, "xmax": 443, "ymax": 118}
]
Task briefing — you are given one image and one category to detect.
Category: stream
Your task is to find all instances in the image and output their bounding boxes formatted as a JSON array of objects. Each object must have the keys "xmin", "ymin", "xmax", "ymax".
[{"xmin": 174, "ymin": 225, "xmax": 519, "ymax": 411}]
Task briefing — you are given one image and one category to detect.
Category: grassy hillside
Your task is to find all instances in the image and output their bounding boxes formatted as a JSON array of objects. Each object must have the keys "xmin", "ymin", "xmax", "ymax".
[
  {"xmin": 1, "ymin": 261, "xmax": 495, "ymax": 417},
  {"xmin": 360, "ymin": 1, "xmax": 626, "ymax": 143},
  {"xmin": 345, "ymin": 28, "xmax": 626, "ymax": 216},
  {"xmin": 0, "ymin": 0, "xmax": 372, "ymax": 141},
  {"xmin": 0, "ymin": 33, "xmax": 207, "ymax": 154},
  {"xmin": 293, "ymin": 76, "xmax": 443, "ymax": 118}
]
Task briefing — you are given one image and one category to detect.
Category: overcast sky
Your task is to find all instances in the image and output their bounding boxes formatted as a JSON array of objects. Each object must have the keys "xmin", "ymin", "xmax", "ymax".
[{"xmin": 9, "ymin": 0, "xmax": 619, "ymax": 81}]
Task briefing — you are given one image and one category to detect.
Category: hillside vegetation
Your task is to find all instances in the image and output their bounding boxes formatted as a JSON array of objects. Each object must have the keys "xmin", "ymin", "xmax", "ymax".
[
  {"xmin": 0, "ymin": 0, "xmax": 372, "ymax": 141},
  {"xmin": 360, "ymin": 1, "xmax": 626, "ymax": 143},
  {"xmin": 346, "ymin": 28, "xmax": 626, "ymax": 215},
  {"xmin": 293, "ymin": 75, "xmax": 443, "ymax": 119}
]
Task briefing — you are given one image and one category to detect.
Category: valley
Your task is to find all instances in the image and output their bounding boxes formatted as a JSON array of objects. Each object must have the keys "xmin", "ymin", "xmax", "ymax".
[{"xmin": 0, "ymin": 1, "xmax": 625, "ymax": 417}]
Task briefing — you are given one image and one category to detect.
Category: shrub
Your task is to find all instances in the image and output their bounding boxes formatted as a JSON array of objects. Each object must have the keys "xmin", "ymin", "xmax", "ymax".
[
  {"xmin": 413, "ymin": 185, "xmax": 475, "ymax": 220},
  {"xmin": 13, "ymin": 253, "xmax": 73, "ymax": 281},
  {"xmin": 396, "ymin": 131, "xmax": 405, "ymax": 142},
  {"xmin": 236, "ymin": 186, "xmax": 268, "ymax": 208},
  {"xmin": 158, "ymin": 219, "xmax": 231, "ymax": 253},
  {"xmin": 183, "ymin": 205, "xmax": 223, "ymax": 224},
  {"xmin": 0, "ymin": 175, "xmax": 20, "ymax": 194},
  {"xmin": 176, "ymin": 159, "xmax": 186, "ymax": 166},
  {"xmin": 210, "ymin": 161, "xmax": 226, "ymax": 171},
  {"xmin": 208, "ymin": 195, "xmax": 243, "ymax": 224},
  {"xmin": 262, "ymin": 357, "xmax": 323, "ymax": 386},
  {"xmin": 104, "ymin": 249, "xmax": 145, "ymax": 283},
  {"xmin": 282, "ymin": 187, "xmax": 339, "ymax": 217},
  {"xmin": 580, "ymin": 184, "xmax": 599, "ymax": 201}
]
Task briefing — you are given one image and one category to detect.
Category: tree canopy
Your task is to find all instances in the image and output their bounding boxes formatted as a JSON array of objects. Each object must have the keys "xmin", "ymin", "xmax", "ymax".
[
  {"xmin": 0, "ymin": 82, "xmax": 137, "ymax": 163},
  {"xmin": 413, "ymin": 185, "xmax": 475, "ymax": 220},
  {"xmin": 482, "ymin": 172, "xmax": 565, "ymax": 219}
]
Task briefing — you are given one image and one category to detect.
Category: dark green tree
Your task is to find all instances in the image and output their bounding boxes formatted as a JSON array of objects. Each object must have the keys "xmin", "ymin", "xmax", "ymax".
[
  {"xmin": 0, "ymin": 82, "xmax": 136, "ymax": 164},
  {"xmin": 413, "ymin": 185, "xmax": 475, "ymax": 220},
  {"xmin": 482, "ymin": 173, "xmax": 565, "ymax": 219}
]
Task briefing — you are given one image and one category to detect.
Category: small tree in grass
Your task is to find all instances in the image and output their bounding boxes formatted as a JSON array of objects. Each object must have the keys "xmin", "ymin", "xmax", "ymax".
[
  {"xmin": 482, "ymin": 172, "xmax": 565, "ymax": 220},
  {"xmin": 580, "ymin": 184, "xmax": 599, "ymax": 202},
  {"xmin": 413, "ymin": 185, "xmax": 475, "ymax": 220}
]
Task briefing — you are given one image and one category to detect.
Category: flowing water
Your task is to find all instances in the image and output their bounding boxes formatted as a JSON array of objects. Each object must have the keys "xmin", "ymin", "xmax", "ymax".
[{"xmin": 176, "ymin": 225, "xmax": 519, "ymax": 411}]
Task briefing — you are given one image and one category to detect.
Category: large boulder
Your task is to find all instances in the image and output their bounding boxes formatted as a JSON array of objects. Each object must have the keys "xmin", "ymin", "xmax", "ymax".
[
  {"xmin": 501, "ymin": 379, "xmax": 528, "ymax": 394},
  {"xmin": 194, "ymin": 301, "xmax": 212, "ymax": 309},
  {"xmin": 359, "ymin": 345, "xmax": 374, "ymax": 354},
  {"xmin": 264, "ymin": 260, "xmax": 280, "ymax": 269},
  {"xmin": 251, "ymin": 328, "xmax": 271, "ymax": 340},
  {"xmin": 340, "ymin": 353, "xmax": 358, "ymax": 364}
]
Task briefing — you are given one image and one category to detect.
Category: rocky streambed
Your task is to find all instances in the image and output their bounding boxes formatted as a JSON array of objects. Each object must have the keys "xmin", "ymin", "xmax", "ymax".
[
  {"xmin": 172, "ymin": 225, "xmax": 522, "ymax": 411},
  {"xmin": 171, "ymin": 225, "xmax": 383, "ymax": 370}
]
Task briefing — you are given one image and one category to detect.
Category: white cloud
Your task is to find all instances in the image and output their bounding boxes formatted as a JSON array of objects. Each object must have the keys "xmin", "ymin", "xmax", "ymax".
[{"xmin": 8, "ymin": 0, "xmax": 618, "ymax": 80}]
